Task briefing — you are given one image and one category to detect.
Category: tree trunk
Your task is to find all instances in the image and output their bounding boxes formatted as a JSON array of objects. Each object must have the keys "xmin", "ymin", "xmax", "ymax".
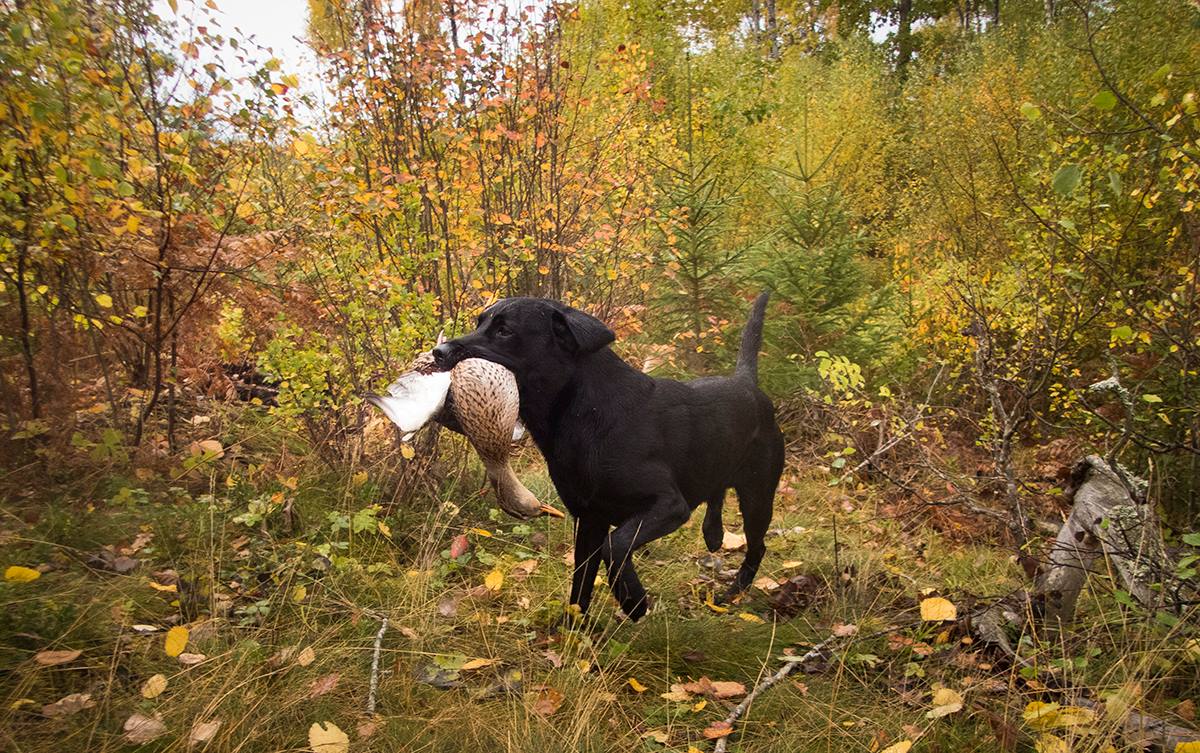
[
  {"xmin": 1034, "ymin": 456, "xmax": 1183, "ymax": 626},
  {"xmin": 765, "ymin": 0, "xmax": 779, "ymax": 58},
  {"xmin": 896, "ymin": 0, "xmax": 913, "ymax": 78}
]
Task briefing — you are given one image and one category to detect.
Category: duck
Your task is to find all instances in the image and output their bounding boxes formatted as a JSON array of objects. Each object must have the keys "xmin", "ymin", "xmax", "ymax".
[{"xmin": 365, "ymin": 341, "xmax": 564, "ymax": 521}]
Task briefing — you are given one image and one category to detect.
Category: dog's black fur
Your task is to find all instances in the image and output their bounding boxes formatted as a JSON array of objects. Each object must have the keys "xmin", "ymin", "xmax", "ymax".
[{"xmin": 432, "ymin": 293, "xmax": 784, "ymax": 621}]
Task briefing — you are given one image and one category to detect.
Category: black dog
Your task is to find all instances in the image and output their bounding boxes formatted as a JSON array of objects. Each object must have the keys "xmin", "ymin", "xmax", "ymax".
[{"xmin": 431, "ymin": 293, "xmax": 784, "ymax": 621}]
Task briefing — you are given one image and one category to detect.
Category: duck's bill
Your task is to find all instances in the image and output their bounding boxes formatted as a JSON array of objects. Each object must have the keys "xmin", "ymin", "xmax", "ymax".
[{"xmin": 539, "ymin": 504, "xmax": 566, "ymax": 519}]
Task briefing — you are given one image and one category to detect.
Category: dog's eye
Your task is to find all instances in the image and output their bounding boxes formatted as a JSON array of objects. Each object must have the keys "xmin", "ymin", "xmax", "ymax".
[{"xmin": 494, "ymin": 323, "xmax": 513, "ymax": 338}]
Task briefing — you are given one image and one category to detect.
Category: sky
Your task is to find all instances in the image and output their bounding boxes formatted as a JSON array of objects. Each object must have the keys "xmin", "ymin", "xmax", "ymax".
[{"xmin": 153, "ymin": 0, "xmax": 322, "ymax": 119}]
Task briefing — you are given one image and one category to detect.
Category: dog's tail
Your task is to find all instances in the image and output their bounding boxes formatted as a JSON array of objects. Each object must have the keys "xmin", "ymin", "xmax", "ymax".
[{"xmin": 735, "ymin": 291, "xmax": 770, "ymax": 383}]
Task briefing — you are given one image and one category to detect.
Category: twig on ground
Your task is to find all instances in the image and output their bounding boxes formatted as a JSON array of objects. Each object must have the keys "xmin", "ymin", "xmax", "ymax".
[
  {"xmin": 367, "ymin": 616, "xmax": 389, "ymax": 716},
  {"xmin": 714, "ymin": 623, "xmax": 905, "ymax": 752}
]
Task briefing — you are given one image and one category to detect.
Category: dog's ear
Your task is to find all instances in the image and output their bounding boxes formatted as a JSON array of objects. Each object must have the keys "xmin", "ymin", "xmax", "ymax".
[{"xmin": 552, "ymin": 307, "xmax": 615, "ymax": 355}]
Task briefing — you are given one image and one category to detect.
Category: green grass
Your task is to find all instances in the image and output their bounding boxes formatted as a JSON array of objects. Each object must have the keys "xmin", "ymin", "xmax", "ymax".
[{"xmin": 0, "ymin": 436, "xmax": 1195, "ymax": 753}]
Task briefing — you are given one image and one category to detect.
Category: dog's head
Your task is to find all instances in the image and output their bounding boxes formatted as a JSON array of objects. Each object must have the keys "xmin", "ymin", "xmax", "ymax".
[{"xmin": 431, "ymin": 297, "xmax": 614, "ymax": 377}]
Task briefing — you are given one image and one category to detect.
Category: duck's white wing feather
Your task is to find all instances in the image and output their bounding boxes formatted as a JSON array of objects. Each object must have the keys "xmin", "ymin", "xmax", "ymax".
[
  {"xmin": 512, "ymin": 420, "xmax": 527, "ymax": 442},
  {"xmin": 365, "ymin": 370, "xmax": 451, "ymax": 434}
]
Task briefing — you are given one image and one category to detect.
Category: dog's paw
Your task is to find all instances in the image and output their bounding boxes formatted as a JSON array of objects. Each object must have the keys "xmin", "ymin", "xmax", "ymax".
[{"xmin": 620, "ymin": 595, "xmax": 652, "ymax": 622}]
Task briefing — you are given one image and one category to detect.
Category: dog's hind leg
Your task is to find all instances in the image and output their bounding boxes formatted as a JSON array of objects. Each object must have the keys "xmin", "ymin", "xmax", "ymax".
[
  {"xmin": 702, "ymin": 492, "xmax": 726, "ymax": 553},
  {"xmin": 722, "ymin": 482, "xmax": 774, "ymax": 600},
  {"xmin": 723, "ymin": 438, "xmax": 784, "ymax": 601}
]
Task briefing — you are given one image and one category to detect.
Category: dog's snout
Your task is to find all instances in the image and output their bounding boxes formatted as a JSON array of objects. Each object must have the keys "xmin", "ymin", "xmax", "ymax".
[{"xmin": 431, "ymin": 342, "xmax": 454, "ymax": 367}]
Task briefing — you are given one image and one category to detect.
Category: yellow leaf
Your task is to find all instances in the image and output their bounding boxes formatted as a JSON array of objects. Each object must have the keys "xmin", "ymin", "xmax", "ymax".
[
  {"xmin": 927, "ymin": 687, "xmax": 964, "ymax": 718},
  {"xmin": 148, "ymin": 581, "xmax": 177, "ymax": 592},
  {"xmin": 738, "ymin": 612, "xmax": 764, "ymax": 624},
  {"xmin": 164, "ymin": 626, "xmax": 188, "ymax": 657},
  {"xmin": 471, "ymin": 528, "xmax": 493, "ymax": 537},
  {"xmin": 94, "ymin": 293, "xmax": 113, "ymax": 309},
  {"xmin": 400, "ymin": 444, "xmax": 415, "ymax": 460},
  {"xmin": 292, "ymin": 584, "xmax": 307, "ymax": 603},
  {"xmin": 692, "ymin": 699, "xmax": 707, "ymax": 712},
  {"xmin": 461, "ymin": 658, "xmax": 497, "ymax": 670},
  {"xmin": 704, "ymin": 598, "xmax": 728, "ymax": 614},
  {"xmin": 484, "ymin": 569, "xmax": 504, "ymax": 591},
  {"xmin": 308, "ymin": 721, "xmax": 349, "ymax": 753},
  {"xmin": 297, "ymin": 646, "xmax": 316, "ymax": 667},
  {"xmin": 1176, "ymin": 743, "xmax": 1200, "ymax": 753},
  {"xmin": 881, "ymin": 742, "xmax": 913, "ymax": 753},
  {"xmin": 126, "ymin": 215, "xmax": 140, "ymax": 234},
  {"xmin": 292, "ymin": 138, "xmax": 313, "ymax": 157},
  {"xmin": 1035, "ymin": 733, "xmax": 1069, "ymax": 753},
  {"xmin": 920, "ymin": 596, "xmax": 957, "ymax": 622},
  {"xmin": 628, "ymin": 677, "xmax": 648, "ymax": 693},
  {"xmin": 5, "ymin": 565, "xmax": 40, "ymax": 583},
  {"xmin": 141, "ymin": 673, "xmax": 168, "ymax": 699}
]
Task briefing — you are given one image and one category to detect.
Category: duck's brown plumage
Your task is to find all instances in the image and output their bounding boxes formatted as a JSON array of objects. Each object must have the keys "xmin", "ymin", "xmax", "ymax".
[{"xmin": 367, "ymin": 353, "xmax": 562, "ymax": 520}]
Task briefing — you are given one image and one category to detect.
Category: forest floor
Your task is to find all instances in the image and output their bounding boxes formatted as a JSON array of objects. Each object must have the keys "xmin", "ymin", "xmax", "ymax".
[{"xmin": 0, "ymin": 422, "xmax": 1193, "ymax": 753}]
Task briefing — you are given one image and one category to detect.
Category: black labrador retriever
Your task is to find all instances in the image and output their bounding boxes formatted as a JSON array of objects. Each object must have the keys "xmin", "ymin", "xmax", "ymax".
[{"xmin": 431, "ymin": 292, "xmax": 784, "ymax": 621}]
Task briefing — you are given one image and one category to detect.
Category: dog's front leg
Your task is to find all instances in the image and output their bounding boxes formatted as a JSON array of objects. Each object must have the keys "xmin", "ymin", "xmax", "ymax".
[
  {"xmin": 604, "ymin": 493, "xmax": 691, "ymax": 621},
  {"xmin": 569, "ymin": 517, "xmax": 609, "ymax": 616}
]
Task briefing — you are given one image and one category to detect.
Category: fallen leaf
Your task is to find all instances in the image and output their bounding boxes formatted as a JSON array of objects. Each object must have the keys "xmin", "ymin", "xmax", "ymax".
[
  {"xmin": 449, "ymin": 534, "xmax": 469, "ymax": 559},
  {"xmin": 41, "ymin": 693, "xmax": 94, "ymax": 718},
  {"xmin": 510, "ymin": 559, "xmax": 539, "ymax": 580},
  {"xmin": 661, "ymin": 688, "xmax": 692, "ymax": 702},
  {"xmin": 628, "ymin": 677, "xmax": 648, "ymax": 693},
  {"xmin": 1176, "ymin": 699, "xmax": 1195, "ymax": 721},
  {"xmin": 642, "ymin": 730, "xmax": 669, "ymax": 744},
  {"xmin": 132, "ymin": 624, "xmax": 161, "ymax": 634},
  {"xmin": 297, "ymin": 646, "xmax": 316, "ymax": 666},
  {"xmin": 704, "ymin": 597, "xmax": 728, "ymax": 614},
  {"xmin": 5, "ymin": 565, "xmax": 40, "ymax": 582},
  {"xmin": 532, "ymin": 686, "xmax": 564, "ymax": 715},
  {"xmin": 164, "ymin": 626, "xmax": 188, "ymax": 657},
  {"xmin": 832, "ymin": 623, "xmax": 859, "ymax": 637},
  {"xmin": 308, "ymin": 673, "xmax": 341, "ymax": 699},
  {"xmin": 927, "ymin": 687, "xmax": 964, "ymax": 718},
  {"xmin": 148, "ymin": 581, "xmax": 178, "ymax": 592},
  {"xmin": 703, "ymin": 721, "xmax": 734, "ymax": 739},
  {"xmin": 738, "ymin": 612, "xmax": 765, "ymax": 624},
  {"xmin": 880, "ymin": 741, "xmax": 913, "ymax": 753},
  {"xmin": 1034, "ymin": 733, "xmax": 1069, "ymax": 753},
  {"xmin": 141, "ymin": 673, "xmax": 168, "ymax": 698},
  {"xmin": 920, "ymin": 596, "xmax": 958, "ymax": 622},
  {"xmin": 124, "ymin": 713, "xmax": 167, "ymax": 744},
  {"xmin": 190, "ymin": 719, "xmax": 222, "ymax": 745},
  {"xmin": 177, "ymin": 652, "xmax": 207, "ymax": 665},
  {"xmin": 709, "ymin": 681, "xmax": 747, "ymax": 699},
  {"xmin": 356, "ymin": 719, "xmax": 378, "ymax": 739},
  {"xmin": 461, "ymin": 658, "xmax": 497, "ymax": 670},
  {"xmin": 34, "ymin": 649, "xmax": 82, "ymax": 666},
  {"xmin": 692, "ymin": 699, "xmax": 708, "ymax": 712},
  {"xmin": 544, "ymin": 650, "xmax": 563, "ymax": 668},
  {"xmin": 753, "ymin": 576, "xmax": 780, "ymax": 592},
  {"xmin": 191, "ymin": 439, "xmax": 225, "ymax": 458},
  {"xmin": 309, "ymin": 721, "xmax": 349, "ymax": 753},
  {"xmin": 721, "ymin": 531, "xmax": 746, "ymax": 551},
  {"xmin": 484, "ymin": 569, "xmax": 504, "ymax": 591}
]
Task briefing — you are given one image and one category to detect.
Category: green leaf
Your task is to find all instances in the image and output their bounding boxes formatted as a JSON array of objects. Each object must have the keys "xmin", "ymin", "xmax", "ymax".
[
  {"xmin": 1110, "ymin": 325, "xmax": 1134, "ymax": 343},
  {"xmin": 1108, "ymin": 170, "xmax": 1123, "ymax": 198},
  {"xmin": 1020, "ymin": 102, "xmax": 1042, "ymax": 121},
  {"xmin": 1090, "ymin": 90, "xmax": 1117, "ymax": 111},
  {"xmin": 1052, "ymin": 164, "xmax": 1082, "ymax": 196},
  {"xmin": 1182, "ymin": 532, "xmax": 1200, "ymax": 546},
  {"xmin": 1141, "ymin": 394, "xmax": 1162, "ymax": 403}
]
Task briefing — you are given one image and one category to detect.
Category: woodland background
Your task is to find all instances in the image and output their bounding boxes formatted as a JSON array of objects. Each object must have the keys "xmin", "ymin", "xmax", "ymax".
[{"xmin": 1, "ymin": 0, "xmax": 1198, "ymax": 751}]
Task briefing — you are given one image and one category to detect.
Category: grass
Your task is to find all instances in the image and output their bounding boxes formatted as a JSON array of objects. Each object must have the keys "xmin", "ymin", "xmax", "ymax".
[{"xmin": 0, "ymin": 430, "xmax": 1196, "ymax": 753}]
